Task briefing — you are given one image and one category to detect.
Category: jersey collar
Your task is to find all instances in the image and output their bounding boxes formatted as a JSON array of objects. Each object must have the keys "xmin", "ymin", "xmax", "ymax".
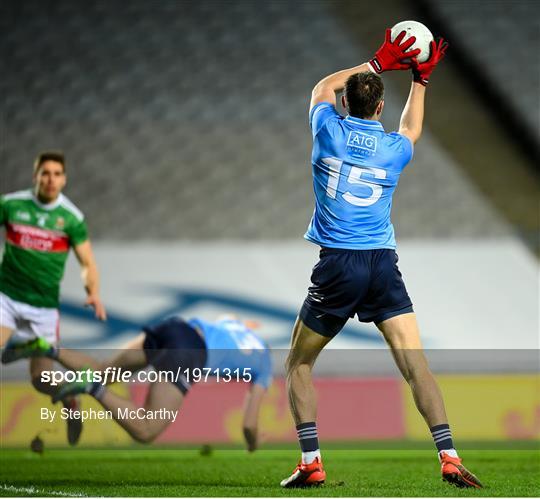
[
  {"xmin": 345, "ymin": 115, "xmax": 384, "ymax": 130},
  {"xmin": 32, "ymin": 191, "xmax": 64, "ymax": 211}
]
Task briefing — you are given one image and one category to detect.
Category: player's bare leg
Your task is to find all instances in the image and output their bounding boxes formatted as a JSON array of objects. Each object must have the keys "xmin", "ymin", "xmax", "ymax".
[
  {"xmin": 30, "ymin": 356, "xmax": 59, "ymax": 397},
  {"xmin": 0, "ymin": 326, "xmax": 13, "ymax": 347},
  {"xmin": 51, "ymin": 345, "xmax": 183, "ymax": 444},
  {"xmin": 95, "ymin": 380, "xmax": 184, "ymax": 443},
  {"xmin": 24, "ymin": 334, "xmax": 147, "ymax": 446},
  {"xmin": 55, "ymin": 334, "xmax": 148, "ymax": 374},
  {"xmin": 49, "ymin": 333, "xmax": 180, "ymax": 443},
  {"xmin": 286, "ymin": 318, "xmax": 332, "ymax": 424},
  {"xmin": 376, "ymin": 313, "xmax": 447, "ymax": 426},
  {"xmin": 377, "ymin": 312, "xmax": 482, "ymax": 488},
  {"xmin": 0, "ymin": 315, "xmax": 81, "ymax": 445},
  {"xmin": 281, "ymin": 318, "xmax": 332, "ymax": 488},
  {"xmin": 29, "ymin": 356, "xmax": 83, "ymax": 445}
]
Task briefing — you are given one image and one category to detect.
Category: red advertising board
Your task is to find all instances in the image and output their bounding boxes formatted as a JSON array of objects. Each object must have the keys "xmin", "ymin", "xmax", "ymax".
[{"xmin": 128, "ymin": 377, "xmax": 405, "ymax": 443}]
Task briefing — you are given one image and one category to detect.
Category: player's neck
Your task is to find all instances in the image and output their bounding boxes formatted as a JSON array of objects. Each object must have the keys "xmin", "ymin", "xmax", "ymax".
[
  {"xmin": 34, "ymin": 190, "xmax": 61, "ymax": 206},
  {"xmin": 350, "ymin": 113, "xmax": 380, "ymax": 122}
]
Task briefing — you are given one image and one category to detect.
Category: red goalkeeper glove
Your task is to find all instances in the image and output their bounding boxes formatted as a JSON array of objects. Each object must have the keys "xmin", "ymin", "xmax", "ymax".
[
  {"xmin": 368, "ymin": 29, "xmax": 421, "ymax": 74},
  {"xmin": 411, "ymin": 37, "xmax": 448, "ymax": 85}
]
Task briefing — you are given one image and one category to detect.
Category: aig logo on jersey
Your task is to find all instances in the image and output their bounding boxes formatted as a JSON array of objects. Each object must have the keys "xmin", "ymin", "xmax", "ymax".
[{"xmin": 346, "ymin": 131, "xmax": 378, "ymax": 155}]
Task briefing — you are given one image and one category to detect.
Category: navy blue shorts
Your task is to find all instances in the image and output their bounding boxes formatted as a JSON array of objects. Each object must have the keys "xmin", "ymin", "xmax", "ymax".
[
  {"xmin": 300, "ymin": 248, "xmax": 413, "ymax": 337},
  {"xmin": 142, "ymin": 316, "xmax": 207, "ymax": 394}
]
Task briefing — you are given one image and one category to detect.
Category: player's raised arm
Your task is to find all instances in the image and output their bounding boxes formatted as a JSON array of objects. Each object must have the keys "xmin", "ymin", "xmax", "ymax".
[
  {"xmin": 242, "ymin": 383, "xmax": 266, "ymax": 452},
  {"xmin": 398, "ymin": 82, "xmax": 426, "ymax": 144},
  {"xmin": 399, "ymin": 38, "xmax": 448, "ymax": 144},
  {"xmin": 310, "ymin": 29, "xmax": 419, "ymax": 111},
  {"xmin": 310, "ymin": 63, "xmax": 371, "ymax": 110},
  {"xmin": 73, "ymin": 240, "xmax": 107, "ymax": 321}
]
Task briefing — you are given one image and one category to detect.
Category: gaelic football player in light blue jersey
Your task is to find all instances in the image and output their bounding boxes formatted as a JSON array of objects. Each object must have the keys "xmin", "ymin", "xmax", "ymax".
[
  {"xmin": 281, "ymin": 30, "xmax": 482, "ymax": 489},
  {"xmin": 305, "ymin": 99, "xmax": 412, "ymax": 249}
]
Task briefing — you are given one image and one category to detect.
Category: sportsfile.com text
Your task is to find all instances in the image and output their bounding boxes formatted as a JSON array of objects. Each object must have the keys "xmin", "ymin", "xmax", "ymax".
[{"xmin": 41, "ymin": 366, "xmax": 253, "ymax": 386}]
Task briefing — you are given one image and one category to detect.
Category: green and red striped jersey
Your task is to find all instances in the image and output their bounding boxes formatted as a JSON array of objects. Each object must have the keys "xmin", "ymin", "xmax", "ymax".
[{"xmin": 0, "ymin": 190, "xmax": 88, "ymax": 308}]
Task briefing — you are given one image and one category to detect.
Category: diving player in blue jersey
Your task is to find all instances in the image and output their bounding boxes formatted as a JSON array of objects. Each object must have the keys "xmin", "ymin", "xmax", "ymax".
[
  {"xmin": 281, "ymin": 30, "xmax": 482, "ymax": 489},
  {"xmin": 18, "ymin": 315, "xmax": 272, "ymax": 450}
]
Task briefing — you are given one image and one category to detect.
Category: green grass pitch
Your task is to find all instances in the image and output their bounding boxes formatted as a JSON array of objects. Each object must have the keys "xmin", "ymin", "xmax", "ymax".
[{"xmin": 0, "ymin": 448, "xmax": 538, "ymax": 497}]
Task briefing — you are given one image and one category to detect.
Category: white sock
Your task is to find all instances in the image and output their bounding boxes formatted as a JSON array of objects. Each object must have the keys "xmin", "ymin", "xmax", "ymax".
[
  {"xmin": 439, "ymin": 448, "xmax": 459, "ymax": 460},
  {"xmin": 301, "ymin": 450, "xmax": 321, "ymax": 464}
]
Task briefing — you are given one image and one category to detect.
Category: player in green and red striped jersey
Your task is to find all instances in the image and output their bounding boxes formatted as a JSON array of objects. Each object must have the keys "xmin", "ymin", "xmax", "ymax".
[{"xmin": 0, "ymin": 151, "xmax": 107, "ymax": 445}]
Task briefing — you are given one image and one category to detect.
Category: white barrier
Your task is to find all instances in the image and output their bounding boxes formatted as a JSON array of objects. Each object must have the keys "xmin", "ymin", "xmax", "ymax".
[{"xmin": 56, "ymin": 239, "xmax": 538, "ymax": 353}]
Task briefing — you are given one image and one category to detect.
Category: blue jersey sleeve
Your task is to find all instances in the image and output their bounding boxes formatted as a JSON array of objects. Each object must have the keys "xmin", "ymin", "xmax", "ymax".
[
  {"xmin": 251, "ymin": 348, "xmax": 273, "ymax": 389},
  {"xmin": 309, "ymin": 102, "xmax": 340, "ymax": 137},
  {"xmin": 387, "ymin": 132, "xmax": 414, "ymax": 170}
]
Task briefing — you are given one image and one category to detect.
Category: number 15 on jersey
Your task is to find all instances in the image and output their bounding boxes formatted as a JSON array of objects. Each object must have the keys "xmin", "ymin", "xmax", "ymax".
[{"xmin": 323, "ymin": 157, "xmax": 387, "ymax": 207}]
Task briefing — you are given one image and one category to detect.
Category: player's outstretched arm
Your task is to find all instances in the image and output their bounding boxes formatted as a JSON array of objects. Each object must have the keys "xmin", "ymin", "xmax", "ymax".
[
  {"xmin": 398, "ymin": 38, "xmax": 448, "ymax": 144},
  {"xmin": 310, "ymin": 29, "xmax": 419, "ymax": 111},
  {"xmin": 242, "ymin": 383, "xmax": 266, "ymax": 452},
  {"xmin": 73, "ymin": 240, "xmax": 107, "ymax": 320},
  {"xmin": 398, "ymin": 82, "xmax": 426, "ymax": 144},
  {"xmin": 310, "ymin": 62, "xmax": 371, "ymax": 110}
]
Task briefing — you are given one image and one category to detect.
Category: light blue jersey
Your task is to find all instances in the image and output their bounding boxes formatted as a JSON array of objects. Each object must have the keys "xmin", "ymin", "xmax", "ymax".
[
  {"xmin": 188, "ymin": 318, "xmax": 273, "ymax": 389},
  {"xmin": 304, "ymin": 102, "xmax": 413, "ymax": 249}
]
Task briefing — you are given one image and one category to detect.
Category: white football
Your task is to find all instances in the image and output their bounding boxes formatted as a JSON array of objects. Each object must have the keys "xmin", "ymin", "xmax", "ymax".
[{"xmin": 390, "ymin": 20, "xmax": 434, "ymax": 63}]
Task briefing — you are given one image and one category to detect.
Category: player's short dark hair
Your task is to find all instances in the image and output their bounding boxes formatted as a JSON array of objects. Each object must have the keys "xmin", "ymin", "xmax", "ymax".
[
  {"xmin": 34, "ymin": 151, "xmax": 66, "ymax": 173},
  {"xmin": 344, "ymin": 72, "xmax": 385, "ymax": 119}
]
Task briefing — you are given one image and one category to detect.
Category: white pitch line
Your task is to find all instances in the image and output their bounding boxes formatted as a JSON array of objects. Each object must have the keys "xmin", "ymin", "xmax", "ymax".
[{"xmin": 1, "ymin": 483, "xmax": 90, "ymax": 497}]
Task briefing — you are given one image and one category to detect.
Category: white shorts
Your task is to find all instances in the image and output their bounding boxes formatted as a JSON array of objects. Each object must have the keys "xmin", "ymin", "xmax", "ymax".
[{"xmin": 0, "ymin": 292, "xmax": 60, "ymax": 345}]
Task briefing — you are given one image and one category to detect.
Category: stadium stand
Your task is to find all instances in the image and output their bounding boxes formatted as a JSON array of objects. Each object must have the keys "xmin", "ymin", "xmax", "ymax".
[
  {"xmin": 1, "ymin": 0, "xmax": 533, "ymax": 243},
  {"xmin": 427, "ymin": 0, "xmax": 539, "ymax": 143}
]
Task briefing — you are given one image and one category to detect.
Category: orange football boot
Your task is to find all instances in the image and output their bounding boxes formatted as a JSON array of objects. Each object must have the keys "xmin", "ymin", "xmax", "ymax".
[
  {"xmin": 280, "ymin": 457, "xmax": 326, "ymax": 488},
  {"xmin": 440, "ymin": 452, "xmax": 483, "ymax": 488}
]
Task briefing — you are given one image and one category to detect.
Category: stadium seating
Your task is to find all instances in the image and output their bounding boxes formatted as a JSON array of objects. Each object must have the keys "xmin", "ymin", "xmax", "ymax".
[
  {"xmin": 1, "ymin": 0, "xmax": 512, "ymax": 239},
  {"xmin": 428, "ymin": 0, "xmax": 539, "ymax": 137}
]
